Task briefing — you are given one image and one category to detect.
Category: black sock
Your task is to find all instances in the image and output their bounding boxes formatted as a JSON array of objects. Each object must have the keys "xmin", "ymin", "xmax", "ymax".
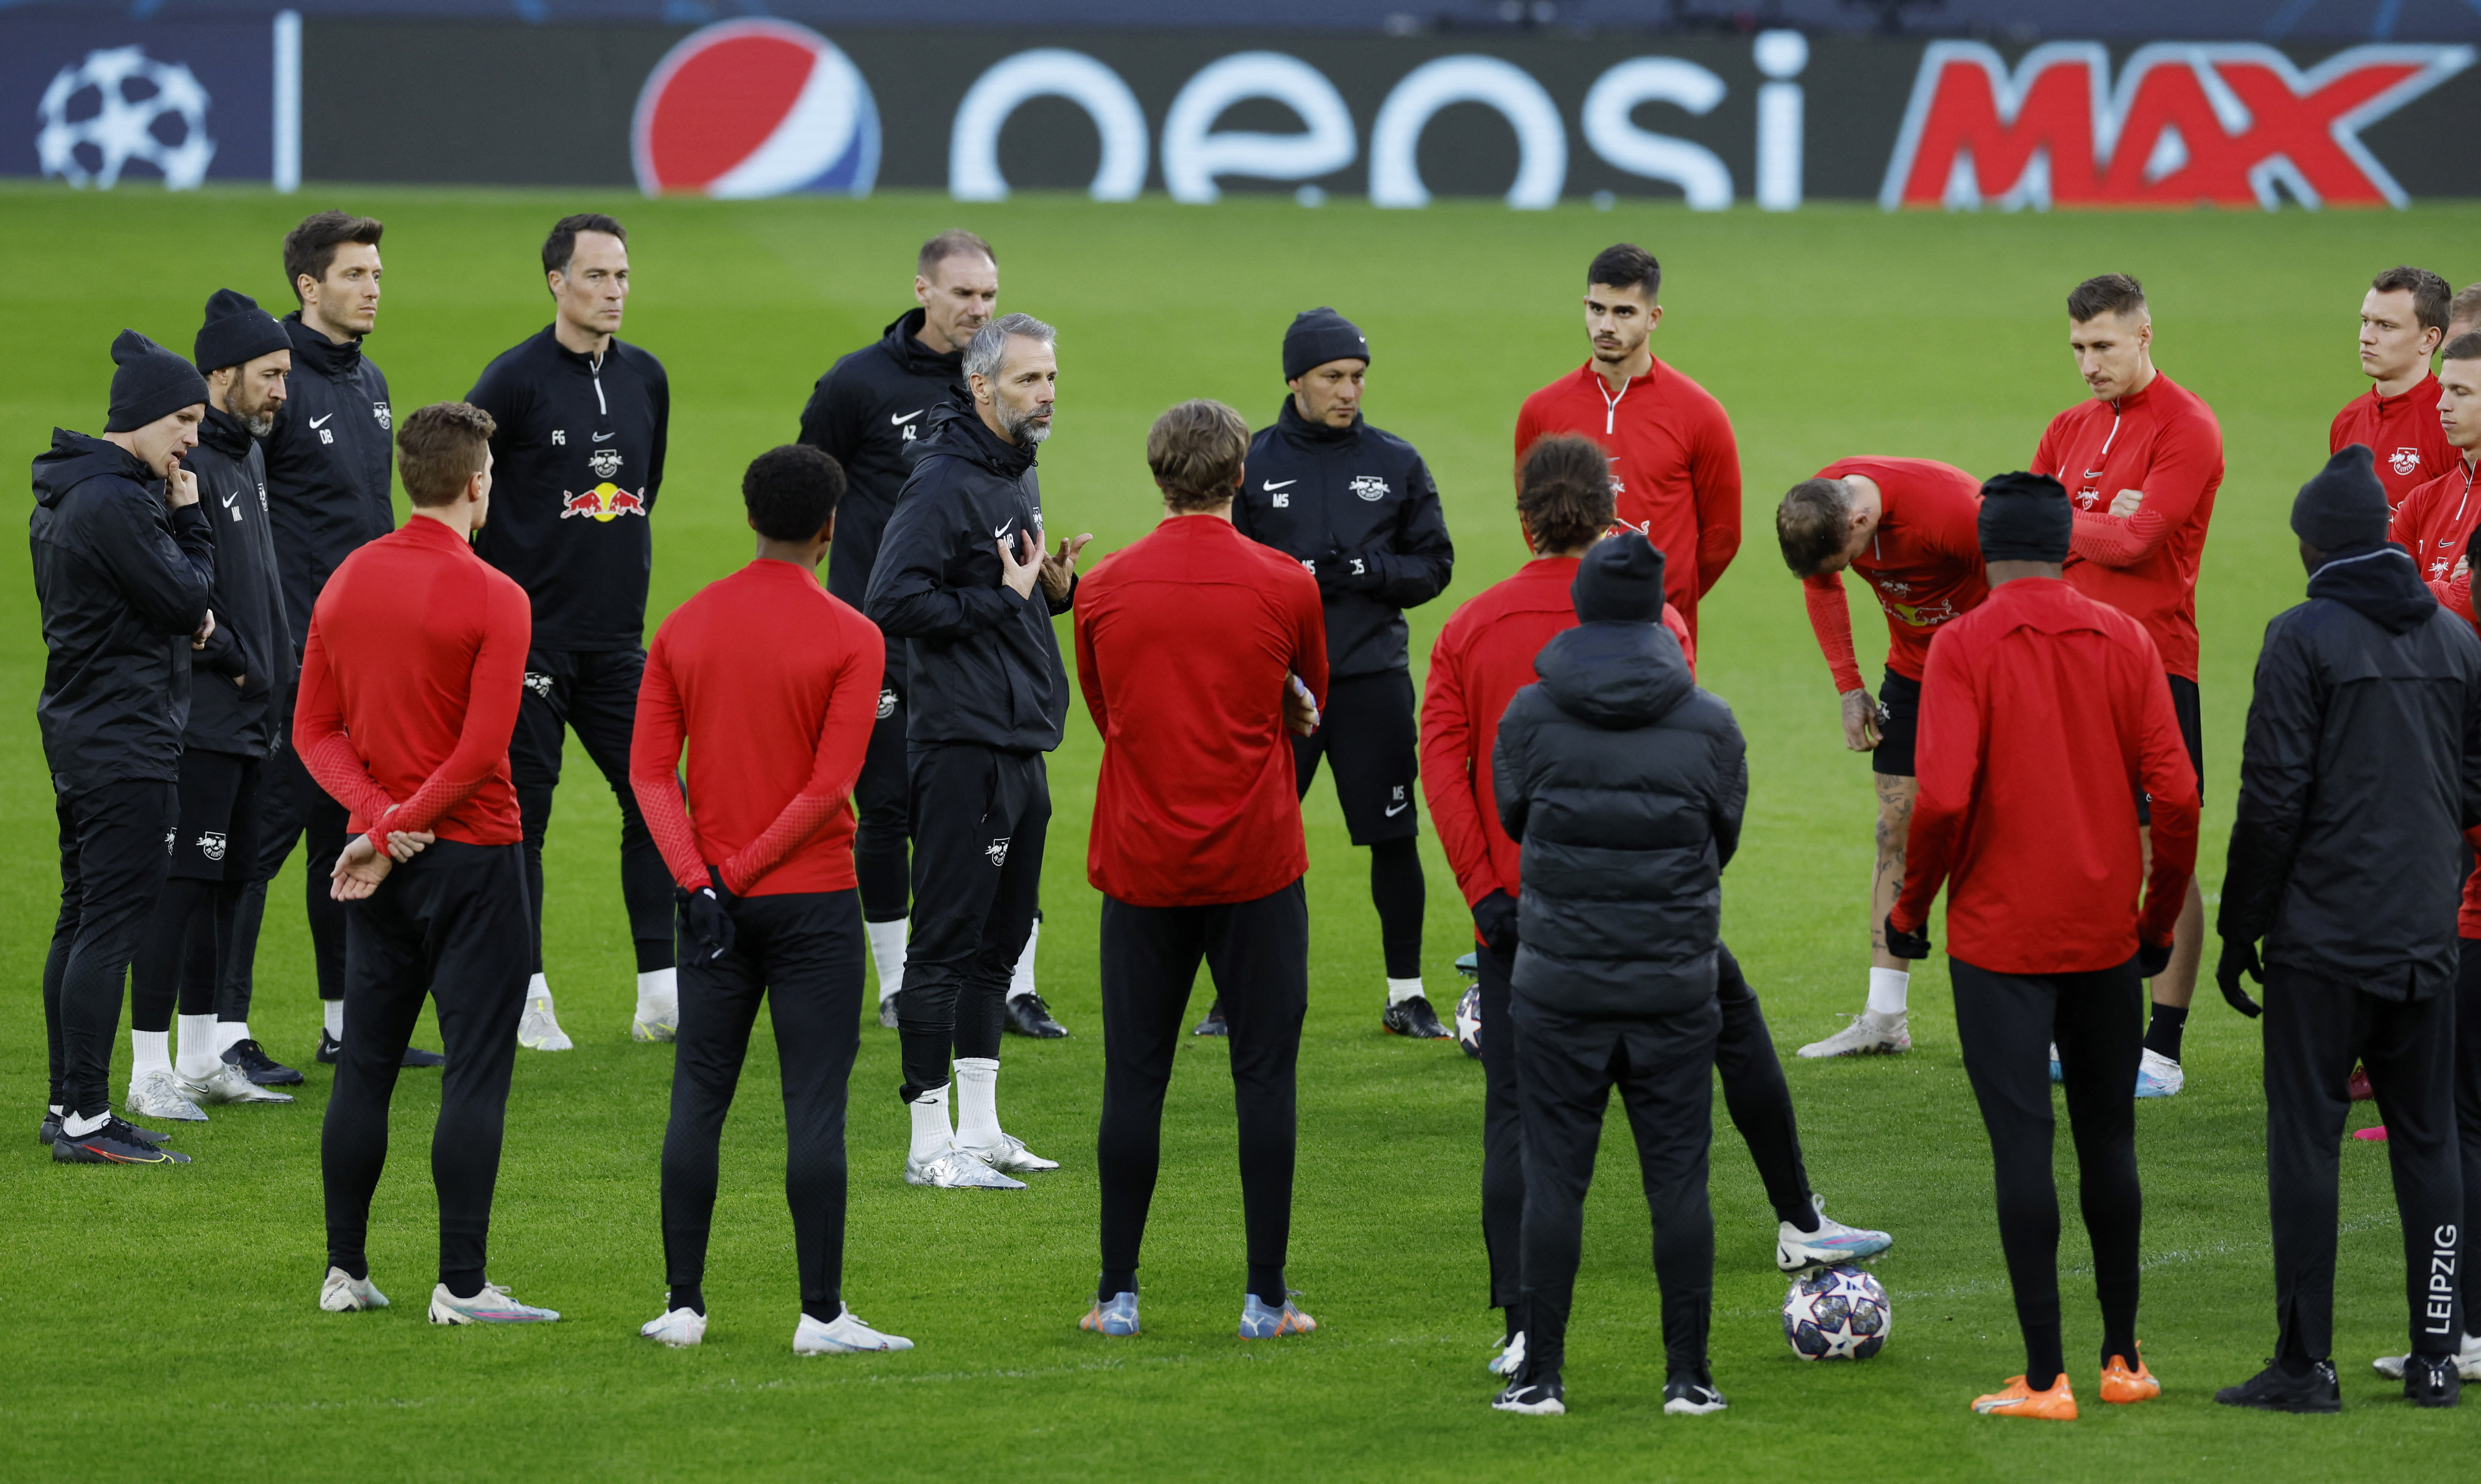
[
  {"xmin": 444, "ymin": 1271, "xmax": 485, "ymax": 1300},
  {"xmin": 1503, "ymin": 1305, "xmax": 1522, "ymax": 1342},
  {"xmin": 1099, "ymin": 1269, "xmax": 1135, "ymax": 1302},
  {"xmin": 1248, "ymin": 1266, "xmax": 1286, "ymax": 1308},
  {"xmin": 633, "ymin": 936, "xmax": 673, "ymax": 974},
  {"xmin": 2024, "ymin": 1321, "xmax": 2064, "ymax": 1392},
  {"xmin": 672, "ymin": 1284, "xmax": 706, "ymax": 1317},
  {"xmin": 2141, "ymin": 1001, "xmax": 2188, "ymax": 1062}
]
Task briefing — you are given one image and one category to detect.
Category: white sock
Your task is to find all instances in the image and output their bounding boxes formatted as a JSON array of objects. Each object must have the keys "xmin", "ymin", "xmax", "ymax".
[
  {"xmin": 954, "ymin": 1057, "xmax": 1002, "ymax": 1142},
  {"xmin": 48, "ymin": 1103, "xmax": 63, "ymax": 1117},
  {"xmin": 636, "ymin": 967, "xmax": 677, "ymax": 1022},
  {"xmin": 65, "ymin": 1109, "xmax": 107, "ymax": 1137},
  {"xmin": 215, "ymin": 1019, "xmax": 249, "ymax": 1054},
  {"xmin": 1386, "ymin": 976, "xmax": 1425, "ymax": 1007},
  {"xmin": 131, "ymin": 1028, "xmax": 172, "ymax": 1079},
  {"xmin": 176, "ymin": 1014, "xmax": 222, "ymax": 1079},
  {"xmin": 527, "ymin": 971, "xmax": 551, "ymax": 1007},
  {"xmin": 1866, "ymin": 967, "xmax": 1910, "ymax": 1018},
  {"xmin": 323, "ymin": 999, "xmax": 344, "ymax": 1039},
  {"xmin": 907, "ymin": 1083, "xmax": 952, "ymax": 1159},
  {"xmin": 867, "ymin": 919, "xmax": 908, "ymax": 1002},
  {"xmin": 1008, "ymin": 919, "xmax": 1040, "ymax": 1002}
]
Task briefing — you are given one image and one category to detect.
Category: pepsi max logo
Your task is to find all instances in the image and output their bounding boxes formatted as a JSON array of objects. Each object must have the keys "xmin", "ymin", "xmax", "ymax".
[{"xmin": 631, "ymin": 20, "xmax": 879, "ymax": 199}]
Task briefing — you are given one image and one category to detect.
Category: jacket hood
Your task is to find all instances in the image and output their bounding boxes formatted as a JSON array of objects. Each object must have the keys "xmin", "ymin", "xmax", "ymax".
[
  {"xmin": 33, "ymin": 427, "xmax": 148, "ymax": 509},
  {"xmin": 1273, "ymin": 395, "xmax": 1360, "ymax": 448},
  {"xmin": 1534, "ymin": 619, "xmax": 1694, "ymax": 730},
  {"xmin": 199, "ymin": 403, "xmax": 253, "ymax": 460},
  {"xmin": 282, "ymin": 310, "xmax": 362, "ymax": 376},
  {"xmin": 2308, "ymin": 544, "xmax": 2437, "ymax": 634},
  {"xmin": 923, "ymin": 400, "xmax": 1035, "ymax": 478},
  {"xmin": 882, "ymin": 309, "xmax": 967, "ymax": 378}
]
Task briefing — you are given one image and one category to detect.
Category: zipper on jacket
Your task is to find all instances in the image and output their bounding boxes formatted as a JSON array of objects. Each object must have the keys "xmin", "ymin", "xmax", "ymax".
[
  {"xmin": 589, "ymin": 351, "xmax": 607, "ymax": 417},
  {"xmin": 1600, "ymin": 374, "xmax": 1632, "ymax": 435}
]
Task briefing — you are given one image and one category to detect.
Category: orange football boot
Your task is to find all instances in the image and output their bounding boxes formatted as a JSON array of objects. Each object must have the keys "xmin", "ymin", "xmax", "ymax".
[
  {"xmin": 2101, "ymin": 1351, "xmax": 2160, "ymax": 1403},
  {"xmin": 1971, "ymin": 1374, "xmax": 2078, "ymax": 1420}
]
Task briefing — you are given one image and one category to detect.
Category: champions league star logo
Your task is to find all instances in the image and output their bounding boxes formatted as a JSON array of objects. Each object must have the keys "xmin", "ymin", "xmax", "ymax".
[
  {"xmin": 195, "ymin": 831, "xmax": 227, "ymax": 863},
  {"xmin": 37, "ymin": 46, "xmax": 215, "ymax": 190},
  {"xmin": 589, "ymin": 448, "xmax": 623, "ymax": 480}
]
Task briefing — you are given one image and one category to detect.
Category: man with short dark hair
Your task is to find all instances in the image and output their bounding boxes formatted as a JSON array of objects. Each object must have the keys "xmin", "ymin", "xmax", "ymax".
[
  {"xmin": 2031, "ymin": 273, "xmax": 2223, "ymax": 1099},
  {"xmin": 1220, "ymin": 308, "xmax": 1454, "ymax": 1039},
  {"xmin": 241, "ymin": 210, "xmax": 435, "ymax": 1070},
  {"xmin": 867, "ymin": 311, "xmax": 1087, "ymax": 1188},
  {"xmin": 2214, "ymin": 446, "xmax": 2479, "ymax": 1413},
  {"xmin": 1889, "ymin": 471, "xmax": 2195, "ymax": 1422},
  {"xmin": 123, "ymin": 289, "xmax": 301, "ymax": 1121},
  {"xmin": 798, "ymin": 229, "xmax": 1063, "ymax": 1037},
  {"xmin": 468, "ymin": 213, "xmax": 675, "ymax": 1049},
  {"xmin": 2391, "ymin": 332, "xmax": 2481, "ymax": 595},
  {"xmin": 1074, "ymin": 398, "xmax": 1326, "ymax": 1341},
  {"xmin": 1776, "ymin": 458, "xmax": 1987, "ymax": 1057},
  {"xmin": 1514, "ymin": 244, "xmax": 1741, "ymax": 641},
  {"xmin": 2333, "ymin": 266, "xmax": 2453, "ymax": 510},
  {"xmin": 299, "ymin": 399, "xmax": 555, "ymax": 1324},
  {"xmin": 630, "ymin": 444, "xmax": 910, "ymax": 1356},
  {"xmin": 2449, "ymin": 283, "xmax": 2481, "ymax": 348},
  {"xmin": 33, "ymin": 330, "xmax": 217, "ymax": 1164}
]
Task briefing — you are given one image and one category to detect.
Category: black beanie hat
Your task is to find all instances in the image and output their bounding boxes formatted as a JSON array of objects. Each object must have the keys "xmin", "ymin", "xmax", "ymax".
[
  {"xmin": 2291, "ymin": 444, "xmax": 2390, "ymax": 553},
  {"xmin": 1573, "ymin": 531, "xmax": 1667, "ymax": 623},
  {"xmin": 1282, "ymin": 307, "xmax": 1369, "ymax": 382},
  {"xmin": 104, "ymin": 328, "xmax": 210, "ymax": 434},
  {"xmin": 193, "ymin": 288, "xmax": 289, "ymax": 375},
  {"xmin": 1977, "ymin": 471, "xmax": 2073, "ymax": 563}
]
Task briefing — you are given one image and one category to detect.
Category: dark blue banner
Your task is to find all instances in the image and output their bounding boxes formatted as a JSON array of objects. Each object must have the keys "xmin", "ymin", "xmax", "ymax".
[{"xmin": 0, "ymin": 17, "xmax": 274, "ymax": 187}]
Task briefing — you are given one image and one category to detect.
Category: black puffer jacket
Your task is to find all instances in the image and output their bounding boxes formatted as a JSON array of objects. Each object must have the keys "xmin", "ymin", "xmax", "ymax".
[
  {"xmin": 1493, "ymin": 618, "xmax": 1746, "ymax": 1017},
  {"xmin": 183, "ymin": 406, "xmax": 294, "ymax": 758},
  {"xmin": 865, "ymin": 402, "xmax": 1072, "ymax": 753},
  {"xmin": 29, "ymin": 429, "xmax": 216, "ymax": 792},
  {"xmin": 2220, "ymin": 543, "xmax": 2481, "ymax": 998}
]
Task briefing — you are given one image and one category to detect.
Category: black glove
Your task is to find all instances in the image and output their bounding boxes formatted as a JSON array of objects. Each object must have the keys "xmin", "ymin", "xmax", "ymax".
[
  {"xmin": 2134, "ymin": 939, "xmax": 2174, "ymax": 979},
  {"xmin": 682, "ymin": 866, "xmax": 737, "ymax": 963},
  {"xmin": 2215, "ymin": 937, "xmax": 2264, "ymax": 1018},
  {"xmin": 1472, "ymin": 890, "xmax": 1520, "ymax": 958},
  {"xmin": 1883, "ymin": 911, "xmax": 1931, "ymax": 961},
  {"xmin": 1305, "ymin": 547, "xmax": 1347, "ymax": 593}
]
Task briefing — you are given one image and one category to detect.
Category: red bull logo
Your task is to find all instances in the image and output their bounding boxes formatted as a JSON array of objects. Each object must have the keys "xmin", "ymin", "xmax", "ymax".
[
  {"xmin": 560, "ymin": 483, "xmax": 649, "ymax": 523},
  {"xmin": 1880, "ymin": 42, "xmax": 2473, "ymax": 211}
]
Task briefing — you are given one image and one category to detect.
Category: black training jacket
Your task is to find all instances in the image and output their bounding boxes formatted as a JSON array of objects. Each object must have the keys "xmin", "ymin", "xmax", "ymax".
[
  {"xmin": 183, "ymin": 406, "xmax": 294, "ymax": 759},
  {"xmin": 865, "ymin": 403, "xmax": 1072, "ymax": 753},
  {"xmin": 2219, "ymin": 544, "xmax": 2481, "ymax": 999},
  {"xmin": 1493, "ymin": 619, "xmax": 1746, "ymax": 1018},
  {"xmin": 797, "ymin": 310, "xmax": 967, "ymax": 659},
  {"xmin": 262, "ymin": 312, "xmax": 393, "ymax": 643},
  {"xmin": 29, "ymin": 430, "xmax": 216, "ymax": 793},
  {"xmin": 1232, "ymin": 398, "xmax": 1454, "ymax": 678},
  {"xmin": 469, "ymin": 326, "xmax": 670, "ymax": 652}
]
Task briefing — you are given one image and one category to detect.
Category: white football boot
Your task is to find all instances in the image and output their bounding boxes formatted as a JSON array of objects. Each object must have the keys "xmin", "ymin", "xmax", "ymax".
[
  {"xmin": 904, "ymin": 1141, "xmax": 1026, "ymax": 1190},
  {"xmin": 640, "ymin": 1306, "xmax": 708, "ymax": 1348},
  {"xmin": 1796, "ymin": 1010, "xmax": 1911, "ymax": 1059},
  {"xmin": 794, "ymin": 1304, "xmax": 913, "ymax": 1354},
  {"xmin": 319, "ymin": 1267, "xmax": 390, "ymax": 1312},
  {"xmin": 179, "ymin": 1062, "xmax": 293, "ymax": 1105},
  {"xmin": 126, "ymin": 1069, "xmax": 208, "ymax": 1122}
]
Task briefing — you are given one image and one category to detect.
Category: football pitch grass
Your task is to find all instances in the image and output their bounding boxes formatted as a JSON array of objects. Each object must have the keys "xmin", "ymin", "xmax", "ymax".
[{"xmin": 3, "ymin": 183, "xmax": 2476, "ymax": 1480}]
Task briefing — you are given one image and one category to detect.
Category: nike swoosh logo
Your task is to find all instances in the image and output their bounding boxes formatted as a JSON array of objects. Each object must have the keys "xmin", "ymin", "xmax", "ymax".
[
  {"xmin": 1262, "ymin": 479, "xmax": 1296, "ymax": 491},
  {"xmin": 308, "ymin": 414, "xmax": 332, "ymax": 428},
  {"xmin": 1384, "ymin": 802, "xmax": 1410, "ymax": 817},
  {"xmin": 993, "ymin": 523, "xmax": 1012, "ymax": 539},
  {"xmin": 892, "ymin": 409, "xmax": 925, "ymax": 426},
  {"xmin": 220, "ymin": 491, "xmax": 240, "ymax": 508},
  {"xmin": 593, "ymin": 431, "xmax": 615, "ymax": 442}
]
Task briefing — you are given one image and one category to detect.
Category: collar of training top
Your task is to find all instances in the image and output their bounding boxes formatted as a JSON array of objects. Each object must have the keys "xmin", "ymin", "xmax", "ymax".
[
  {"xmin": 929, "ymin": 400, "xmax": 1035, "ymax": 476},
  {"xmin": 282, "ymin": 310, "xmax": 362, "ymax": 376},
  {"xmin": 1273, "ymin": 395, "xmax": 1361, "ymax": 447},
  {"xmin": 199, "ymin": 403, "xmax": 253, "ymax": 458},
  {"xmin": 883, "ymin": 308, "xmax": 965, "ymax": 376}
]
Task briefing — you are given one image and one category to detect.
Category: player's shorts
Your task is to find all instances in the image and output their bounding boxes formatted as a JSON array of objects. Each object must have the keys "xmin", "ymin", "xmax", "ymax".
[
  {"xmin": 170, "ymin": 749, "xmax": 261, "ymax": 883},
  {"xmin": 2137, "ymin": 675, "xmax": 2205, "ymax": 826},
  {"xmin": 1870, "ymin": 668, "xmax": 1921, "ymax": 779},
  {"xmin": 1292, "ymin": 670, "xmax": 1420, "ymax": 846}
]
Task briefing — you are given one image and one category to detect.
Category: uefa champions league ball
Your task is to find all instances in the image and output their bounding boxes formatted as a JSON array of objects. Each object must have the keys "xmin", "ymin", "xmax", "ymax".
[
  {"xmin": 1781, "ymin": 1265, "xmax": 1890, "ymax": 1360},
  {"xmin": 1454, "ymin": 983, "xmax": 1482, "ymax": 1060}
]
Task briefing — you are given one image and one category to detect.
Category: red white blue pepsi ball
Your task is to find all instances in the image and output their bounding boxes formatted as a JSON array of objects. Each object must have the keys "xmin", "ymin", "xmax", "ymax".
[
  {"xmin": 1782, "ymin": 1265, "xmax": 1889, "ymax": 1360},
  {"xmin": 1454, "ymin": 984, "xmax": 1482, "ymax": 1060}
]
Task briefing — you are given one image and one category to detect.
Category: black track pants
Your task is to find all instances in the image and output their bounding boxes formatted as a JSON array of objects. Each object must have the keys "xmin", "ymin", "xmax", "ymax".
[
  {"xmin": 896, "ymin": 744, "xmax": 1046, "ymax": 1097},
  {"xmin": 853, "ymin": 683, "xmax": 910, "ymax": 923},
  {"xmin": 240, "ymin": 734, "xmax": 350, "ymax": 1005},
  {"xmin": 1479, "ymin": 943, "xmax": 1815, "ymax": 1316},
  {"xmin": 322, "ymin": 842, "xmax": 528, "ymax": 1291},
  {"xmin": 1512, "ymin": 993, "xmax": 1718, "ymax": 1382},
  {"xmin": 1095, "ymin": 883, "xmax": 1308, "ymax": 1306},
  {"xmin": 662, "ymin": 890, "xmax": 864, "ymax": 1321},
  {"xmin": 1950, "ymin": 956, "xmax": 2144, "ymax": 1388},
  {"xmin": 45, "ymin": 779, "xmax": 176, "ymax": 1116},
  {"xmin": 509, "ymin": 647, "xmax": 676, "ymax": 975},
  {"xmin": 2261, "ymin": 959, "xmax": 2464, "ymax": 1363}
]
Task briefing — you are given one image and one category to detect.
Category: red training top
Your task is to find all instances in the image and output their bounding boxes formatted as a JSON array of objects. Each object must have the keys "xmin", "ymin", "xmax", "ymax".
[
  {"xmin": 1074, "ymin": 515, "xmax": 1328, "ymax": 908},
  {"xmin": 1423, "ymin": 552, "xmax": 1691, "ymax": 914},
  {"xmin": 1891, "ymin": 576, "xmax": 2197, "ymax": 975},
  {"xmin": 1798, "ymin": 457, "xmax": 1989, "ymax": 692},
  {"xmin": 2032, "ymin": 370, "xmax": 2224, "ymax": 682},
  {"xmin": 2389, "ymin": 453, "xmax": 2479, "ymax": 594},
  {"xmin": 294, "ymin": 514, "xmax": 528, "ymax": 851},
  {"xmin": 1513, "ymin": 357, "xmax": 1741, "ymax": 639},
  {"xmin": 630, "ymin": 559, "xmax": 883, "ymax": 897},
  {"xmin": 2331, "ymin": 373, "xmax": 2454, "ymax": 512}
]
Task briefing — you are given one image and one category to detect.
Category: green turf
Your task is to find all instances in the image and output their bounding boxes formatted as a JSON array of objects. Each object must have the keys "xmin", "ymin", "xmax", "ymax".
[{"xmin": 3, "ymin": 183, "xmax": 2474, "ymax": 1480}]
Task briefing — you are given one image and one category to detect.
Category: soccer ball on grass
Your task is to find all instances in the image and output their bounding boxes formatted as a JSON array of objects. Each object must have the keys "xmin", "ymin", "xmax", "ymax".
[{"xmin": 1782, "ymin": 1265, "xmax": 1889, "ymax": 1360}]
